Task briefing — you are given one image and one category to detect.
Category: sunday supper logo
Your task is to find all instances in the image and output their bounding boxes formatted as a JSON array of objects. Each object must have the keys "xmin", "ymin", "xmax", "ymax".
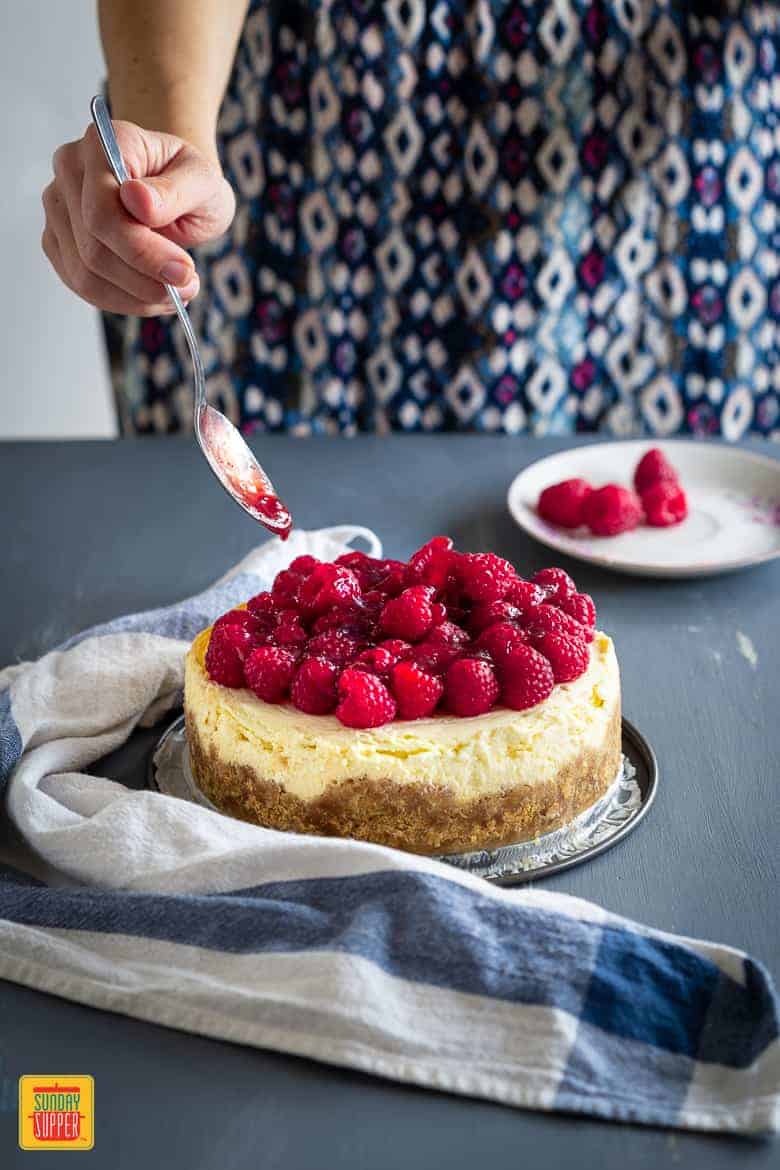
[{"xmin": 18, "ymin": 1076, "xmax": 94, "ymax": 1150}]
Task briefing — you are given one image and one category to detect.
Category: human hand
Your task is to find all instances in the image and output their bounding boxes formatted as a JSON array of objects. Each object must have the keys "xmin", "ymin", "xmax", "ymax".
[{"xmin": 42, "ymin": 120, "xmax": 235, "ymax": 316}]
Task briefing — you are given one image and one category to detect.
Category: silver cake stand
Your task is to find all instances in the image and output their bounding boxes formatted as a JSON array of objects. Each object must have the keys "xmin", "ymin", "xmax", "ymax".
[{"xmin": 148, "ymin": 716, "xmax": 657, "ymax": 885}]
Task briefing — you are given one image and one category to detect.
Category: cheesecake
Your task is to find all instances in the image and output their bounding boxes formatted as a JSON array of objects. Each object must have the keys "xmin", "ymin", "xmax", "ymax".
[{"xmin": 183, "ymin": 542, "xmax": 621, "ymax": 854}]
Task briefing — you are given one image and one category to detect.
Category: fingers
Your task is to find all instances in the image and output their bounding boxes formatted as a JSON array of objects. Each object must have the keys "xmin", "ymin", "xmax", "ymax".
[
  {"xmin": 77, "ymin": 140, "xmax": 197, "ymax": 285},
  {"xmin": 42, "ymin": 182, "xmax": 182, "ymax": 317},
  {"xmin": 49, "ymin": 153, "xmax": 198, "ymax": 306},
  {"xmin": 42, "ymin": 119, "xmax": 234, "ymax": 315}
]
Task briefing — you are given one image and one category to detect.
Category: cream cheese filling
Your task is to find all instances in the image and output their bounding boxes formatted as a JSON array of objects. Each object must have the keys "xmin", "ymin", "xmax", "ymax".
[{"xmin": 185, "ymin": 629, "xmax": 620, "ymax": 803}]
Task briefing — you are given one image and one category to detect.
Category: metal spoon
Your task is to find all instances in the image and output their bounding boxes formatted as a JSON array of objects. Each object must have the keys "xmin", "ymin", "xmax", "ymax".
[{"xmin": 90, "ymin": 96, "xmax": 292, "ymax": 539}]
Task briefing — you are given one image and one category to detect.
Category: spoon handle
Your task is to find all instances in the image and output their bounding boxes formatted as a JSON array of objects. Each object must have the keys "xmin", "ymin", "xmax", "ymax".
[{"xmin": 89, "ymin": 96, "xmax": 205, "ymax": 411}]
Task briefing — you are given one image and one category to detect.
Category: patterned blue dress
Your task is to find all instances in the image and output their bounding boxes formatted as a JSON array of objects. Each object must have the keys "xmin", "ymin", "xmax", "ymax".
[{"xmin": 104, "ymin": 0, "xmax": 780, "ymax": 439}]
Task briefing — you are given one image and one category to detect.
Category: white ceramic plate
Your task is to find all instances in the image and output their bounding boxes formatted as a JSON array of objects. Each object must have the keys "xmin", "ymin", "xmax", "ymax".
[{"xmin": 507, "ymin": 440, "xmax": 780, "ymax": 578}]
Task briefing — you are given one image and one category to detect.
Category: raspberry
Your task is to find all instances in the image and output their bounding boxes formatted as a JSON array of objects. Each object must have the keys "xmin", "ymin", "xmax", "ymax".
[
  {"xmin": 351, "ymin": 647, "xmax": 398, "ymax": 679},
  {"xmin": 305, "ymin": 631, "xmax": 363, "ymax": 667},
  {"xmin": 379, "ymin": 586, "xmax": 437, "ymax": 641},
  {"xmin": 374, "ymin": 560, "xmax": 406, "ymax": 597},
  {"xmin": 469, "ymin": 600, "xmax": 521, "ymax": 634},
  {"xmin": 473, "ymin": 621, "xmax": 528, "ymax": 666},
  {"xmin": 521, "ymin": 603, "xmax": 590, "ymax": 644},
  {"xmin": 298, "ymin": 563, "xmax": 361, "ymax": 617},
  {"xmin": 378, "ymin": 639, "xmax": 414, "ymax": 660},
  {"xmin": 557, "ymin": 591, "xmax": 597, "ymax": 630},
  {"xmin": 634, "ymin": 447, "xmax": 678, "ymax": 494},
  {"xmin": 291, "ymin": 657, "xmax": 339, "ymax": 715},
  {"xmin": 288, "ymin": 555, "xmax": 320, "ymax": 576},
  {"xmin": 641, "ymin": 480, "xmax": 688, "ymax": 527},
  {"xmin": 205, "ymin": 622, "xmax": 255, "ymax": 688},
  {"xmin": 310, "ymin": 602, "xmax": 367, "ymax": 637},
  {"xmin": 532, "ymin": 567, "xmax": 576, "ymax": 600},
  {"xmin": 391, "ymin": 660, "xmax": 444, "ymax": 720},
  {"xmin": 505, "ymin": 578, "xmax": 545, "ymax": 611},
  {"xmin": 336, "ymin": 668, "xmax": 397, "ymax": 729},
  {"xmin": 426, "ymin": 620, "xmax": 470, "ymax": 648},
  {"xmin": 499, "ymin": 644, "xmax": 555, "ymax": 710},
  {"xmin": 583, "ymin": 484, "xmax": 643, "ymax": 537},
  {"xmin": 244, "ymin": 645, "xmax": 297, "ymax": 703},
  {"xmin": 444, "ymin": 657, "xmax": 500, "ymax": 716},
  {"xmin": 272, "ymin": 567, "xmax": 304, "ymax": 608},
  {"xmin": 412, "ymin": 639, "xmax": 462, "ymax": 675},
  {"xmin": 534, "ymin": 632, "xmax": 589, "ymax": 683},
  {"xmin": 246, "ymin": 592, "xmax": 279, "ymax": 633},
  {"xmin": 404, "ymin": 536, "xmax": 454, "ymax": 590},
  {"xmin": 456, "ymin": 553, "xmax": 515, "ymax": 603},
  {"xmin": 274, "ymin": 609, "xmax": 308, "ymax": 647},
  {"xmin": 538, "ymin": 479, "xmax": 593, "ymax": 528},
  {"xmin": 213, "ymin": 608, "xmax": 261, "ymax": 635}
]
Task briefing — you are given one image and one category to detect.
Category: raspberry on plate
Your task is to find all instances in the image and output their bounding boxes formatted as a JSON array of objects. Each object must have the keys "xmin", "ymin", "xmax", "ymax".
[
  {"xmin": 336, "ymin": 668, "xmax": 397, "ymax": 728},
  {"xmin": 444, "ymin": 657, "xmax": 500, "ymax": 716},
  {"xmin": 379, "ymin": 586, "xmax": 437, "ymax": 642},
  {"xmin": 641, "ymin": 480, "xmax": 688, "ymax": 527},
  {"xmin": 391, "ymin": 660, "xmax": 444, "ymax": 720},
  {"xmin": 537, "ymin": 479, "xmax": 593, "ymax": 529},
  {"xmin": 204, "ymin": 621, "xmax": 255, "ymax": 688},
  {"xmin": 244, "ymin": 645, "xmax": 298, "ymax": 703},
  {"xmin": 583, "ymin": 484, "xmax": 643, "ymax": 537},
  {"xmin": 291, "ymin": 656, "xmax": 340, "ymax": 715},
  {"xmin": 634, "ymin": 447, "xmax": 678, "ymax": 494},
  {"xmin": 499, "ymin": 644, "xmax": 555, "ymax": 710},
  {"xmin": 533, "ymin": 631, "xmax": 590, "ymax": 683}
]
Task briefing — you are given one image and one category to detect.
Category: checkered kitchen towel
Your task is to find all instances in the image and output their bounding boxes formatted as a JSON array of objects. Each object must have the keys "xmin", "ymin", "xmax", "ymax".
[{"xmin": 0, "ymin": 527, "xmax": 778, "ymax": 1135}]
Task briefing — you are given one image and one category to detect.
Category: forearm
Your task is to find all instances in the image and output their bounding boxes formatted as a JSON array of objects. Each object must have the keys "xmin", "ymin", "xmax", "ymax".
[{"xmin": 98, "ymin": 0, "xmax": 249, "ymax": 166}]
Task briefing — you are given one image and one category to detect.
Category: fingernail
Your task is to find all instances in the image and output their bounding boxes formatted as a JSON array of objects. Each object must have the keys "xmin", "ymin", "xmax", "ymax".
[{"xmin": 160, "ymin": 260, "xmax": 192, "ymax": 285}]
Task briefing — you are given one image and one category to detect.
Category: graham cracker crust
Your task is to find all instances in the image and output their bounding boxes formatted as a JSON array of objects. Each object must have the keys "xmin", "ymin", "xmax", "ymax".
[{"xmin": 185, "ymin": 703, "xmax": 622, "ymax": 855}]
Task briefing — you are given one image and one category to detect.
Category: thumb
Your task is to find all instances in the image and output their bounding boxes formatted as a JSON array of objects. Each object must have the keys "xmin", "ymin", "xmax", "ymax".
[{"xmin": 119, "ymin": 145, "xmax": 233, "ymax": 238}]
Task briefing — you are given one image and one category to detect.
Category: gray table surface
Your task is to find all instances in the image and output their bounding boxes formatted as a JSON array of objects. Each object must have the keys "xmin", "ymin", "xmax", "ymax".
[{"xmin": 0, "ymin": 435, "xmax": 778, "ymax": 1169}]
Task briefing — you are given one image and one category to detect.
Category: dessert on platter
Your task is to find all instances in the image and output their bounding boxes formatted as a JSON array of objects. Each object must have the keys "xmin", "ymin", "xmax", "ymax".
[{"xmin": 184, "ymin": 540, "xmax": 621, "ymax": 854}]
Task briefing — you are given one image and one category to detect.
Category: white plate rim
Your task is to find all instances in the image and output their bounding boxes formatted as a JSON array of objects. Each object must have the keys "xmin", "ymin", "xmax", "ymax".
[{"xmin": 507, "ymin": 439, "xmax": 780, "ymax": 578}]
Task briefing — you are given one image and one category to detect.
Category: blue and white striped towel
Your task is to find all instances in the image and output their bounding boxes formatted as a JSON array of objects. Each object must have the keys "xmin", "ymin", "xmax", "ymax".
[{"xmin": 0, "ymin": 526, "xmax": 778, "ymax": 1135}]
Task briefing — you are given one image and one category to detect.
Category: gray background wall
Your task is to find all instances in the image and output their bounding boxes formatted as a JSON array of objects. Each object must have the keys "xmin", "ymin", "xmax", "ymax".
[{"xmin": 0, "ymin": 1, "xmax": 116, "ymax": 438}]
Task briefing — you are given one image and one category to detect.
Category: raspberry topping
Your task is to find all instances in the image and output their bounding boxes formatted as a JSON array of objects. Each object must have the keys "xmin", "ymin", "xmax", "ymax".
[
  {"xmin": 634, "ymin": 447, "xmax": 678, "ymax": 494},
  {"xmin": 391, "ymin": 660, "xmax": 444, "ymax": 720},
  {"xmin": 444, "ymin": 658, "xmax": 500, "ymax": 716},
  {"xmin": 641, "ymin": 480, "xmax": 688, "ymax": 527},
  {"xmin": 499, "ymin": 644, "xmax": 555, "ymax": 710},
  {"xmin": 336, "ymin": 668, "xmax": 397, "ymax": 729},
  {"xmin": 379, "ymin": 586, "xmax": 437, "ymax": 642},
  {"xmin": 532, "ymin": 566, "xmax": 576, "ymax": 600},
  {"xmin": 204, "ymin": 539, "xmax": 603, "ymax": 726},
  {"xmin": 473, "ymin": 621, "xmax": 528, "ymax": 666},
  {"xmin": 521, "ymin": 602, "xmax": 591, "ymax": 644},
  {"xmin": 352, "ymin": 647, "xmax": 398, "ymax": 679},
  {"xmin": 557, "ymin": 591, "xmax": 597, "ymax": 629},
  {"xmin": 244, "ymin": 646, "xmax": 297, "ymax": 703},
  {"xmin": 305, "ymin": 631, "xmax": 363, "ymax": 667},
  {"xmin": 456, "ymin": 553, "xmax": 515, "ymax": 602},
  {"xmin": 291, "ymin": 657, "xmax": 339, "ymax": 715},
  {"xmin": 298, "ymin": 563, "xmax": 361, "ymax": 617},
  {"xmin": 532, "ymin": 632, "xmax": 590, "ymax": 683},
  {"xmin": 404, "ymin": 536, "xmax": 454, "ymax": 589},
  {"xmin": 204, "ymin": 622, "xmax": 255, "ymax": 688},
  {"xmin": 538, "ymin": 478, "xmax": 593, "ymax": 529},
  {"xmin": 583, "ymin": 484, "xmax": 643, "ymax": 537}
]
